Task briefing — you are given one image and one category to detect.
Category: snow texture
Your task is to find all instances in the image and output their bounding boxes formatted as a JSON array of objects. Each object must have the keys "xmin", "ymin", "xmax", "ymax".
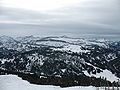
[
  {"xmin": 0, "ymin": 75, "xmax": 120, "ymax": 90},
  {"xmin": 84, "ymin": 69, "xmax": 119, "ymax": 82},
  {"xmin": 0, "ymin": 75, "xmax": 97, "ymax": 90}
]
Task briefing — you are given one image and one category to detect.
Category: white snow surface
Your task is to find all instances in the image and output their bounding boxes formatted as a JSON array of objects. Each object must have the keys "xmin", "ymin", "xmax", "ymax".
[
  {"xmin": 0, "ymin": 75, "xmax": 120, "ymax": 90},
  {"xmin": 0, "ymin": 75, "xmax": 96, "ymax": 90},
  {"xmin": 50, "ymin": 37, "xmax": 108, "ymax": 48},
  {"xmin": 54, "ymin": 45, "xmax": 90, "ymax": 53},
  {"xmin": 84, "ymin": 69, "xmax": 119, "ymax": 82}
]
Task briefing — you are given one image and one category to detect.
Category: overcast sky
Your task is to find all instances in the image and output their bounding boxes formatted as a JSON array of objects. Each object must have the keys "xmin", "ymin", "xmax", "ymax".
[{"xmin": 0, "ymin": 0, "xmax": 120, "ymax": 40}]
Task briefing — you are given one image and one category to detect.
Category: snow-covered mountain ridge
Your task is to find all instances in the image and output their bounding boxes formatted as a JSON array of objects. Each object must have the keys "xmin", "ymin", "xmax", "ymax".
[{"xmin": 0, "ymin": 35, "xmax": 120, "ymax": 82}]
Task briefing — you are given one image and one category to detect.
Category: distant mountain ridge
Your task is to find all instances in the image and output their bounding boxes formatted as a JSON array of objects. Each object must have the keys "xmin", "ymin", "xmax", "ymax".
[{"xmin": 0, "ymin": 35, "xmax": 120, "ymax": 82}]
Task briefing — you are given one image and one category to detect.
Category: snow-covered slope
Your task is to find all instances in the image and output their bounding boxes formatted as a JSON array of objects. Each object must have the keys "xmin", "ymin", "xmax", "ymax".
[
  {"xmin": 84, "ymin": 69, "xmax": 119, "ymax": 82},
  {"xmin": 0, "ymin": 75, "xmax": 113, "ymax": 90},
  {"xmin": 0, "ymin": 35, "xmax": 120, "ymax": 83}
]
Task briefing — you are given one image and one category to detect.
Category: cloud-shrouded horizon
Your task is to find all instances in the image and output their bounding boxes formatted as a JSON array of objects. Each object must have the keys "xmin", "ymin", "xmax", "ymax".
[{"xmin": 0, "ymin": 0, "xmax": 120, "ymax": 40}]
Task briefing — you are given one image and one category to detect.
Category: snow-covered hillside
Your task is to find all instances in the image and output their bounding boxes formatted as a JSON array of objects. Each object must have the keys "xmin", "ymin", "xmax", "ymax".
[
  {"xmin": 0, "ymin": 35, "xmax": 120, "ymax": 84},
  {"xmin": 1, "ymin": 75, "xmax": 119, "ymax": 90},
  {"xmin": 84, "ymin": 69, "xmax": 119, "ymax": 82}
]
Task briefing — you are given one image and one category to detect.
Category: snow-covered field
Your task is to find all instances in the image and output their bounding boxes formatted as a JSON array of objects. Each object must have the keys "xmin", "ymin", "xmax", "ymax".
[
  {"xmin": 0, "ymin": 75, "xmax": 119, "ymax": 90},
  {"xmin": 0, "ymin": 75, "xmax": 94, "ymax": 90},
  {"xmin": 84, "ymin": 69, "xmax": 119, "ymax": 82}
]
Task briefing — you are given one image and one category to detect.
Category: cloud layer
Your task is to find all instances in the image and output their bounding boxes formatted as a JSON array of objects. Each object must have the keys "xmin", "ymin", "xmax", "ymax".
[{"xmin": 0, "ymin": 0, "xmax": 120, "ymax": 40}]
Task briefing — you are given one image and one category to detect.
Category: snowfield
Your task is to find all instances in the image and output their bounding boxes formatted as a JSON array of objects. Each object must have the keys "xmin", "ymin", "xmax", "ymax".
[
  {"xmin": 0, "ymin": 75, "xmax": 97, "ymax": 90},
  {"xmin": 0, "ymin": 75, "xmax": 119, "ymax": 90},
  {"xmin": 84, "ymin": 69, "xmax": 119, "ymax": 82}
]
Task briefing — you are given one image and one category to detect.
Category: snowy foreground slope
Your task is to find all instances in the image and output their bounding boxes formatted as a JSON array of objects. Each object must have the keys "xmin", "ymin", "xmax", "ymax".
[
  {"xmin": 0, "ymin": 75, "xmax": 120, "ymax": 90},
  {"xmin": 1, "ymin": 75, "xmax": 119, "ymax": 90},
  {"xmin": 0, "ymin": 75, "xmax": 96, "ymax": 90}
]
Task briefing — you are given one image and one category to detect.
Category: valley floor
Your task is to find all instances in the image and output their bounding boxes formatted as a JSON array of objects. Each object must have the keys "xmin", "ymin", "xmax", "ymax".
[{"xmin": 0, "ymin": 75, "xmax": 119, "ymax": 90}]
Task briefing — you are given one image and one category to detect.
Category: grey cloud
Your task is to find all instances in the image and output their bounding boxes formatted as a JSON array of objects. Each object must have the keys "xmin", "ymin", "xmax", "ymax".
[
  {"xmin": 0, "ymin": 7, "xmax": 53, "ymax": 24},
  {"xmin": 0, "ymin": 0, "xmax": 120, "ymax": 40}
]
